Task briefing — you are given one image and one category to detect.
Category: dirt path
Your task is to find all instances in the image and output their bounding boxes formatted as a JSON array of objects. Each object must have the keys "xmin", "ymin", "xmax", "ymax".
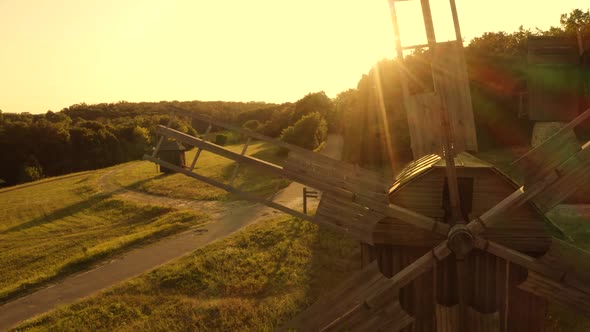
[{"xmin": 0, "ymin": 135, "xmax": 343, "ymax": 331}]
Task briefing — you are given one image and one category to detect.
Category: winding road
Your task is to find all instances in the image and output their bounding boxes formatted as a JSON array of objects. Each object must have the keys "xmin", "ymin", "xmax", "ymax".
[{"xmin": 0, "ymin": 135, "xmax": 343, "ymax": 331}]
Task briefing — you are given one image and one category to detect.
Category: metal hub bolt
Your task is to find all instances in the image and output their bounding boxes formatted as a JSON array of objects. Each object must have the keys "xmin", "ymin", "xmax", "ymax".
[{"xmin": 447, "ymin": 224, "xmax": 474, "ymax": 258}]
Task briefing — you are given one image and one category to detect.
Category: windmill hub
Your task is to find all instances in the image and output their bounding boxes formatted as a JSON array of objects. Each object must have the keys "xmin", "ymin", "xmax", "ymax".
[{"xmin": 447, "ymin": 224, "xmax": 474, "ymax": 257}]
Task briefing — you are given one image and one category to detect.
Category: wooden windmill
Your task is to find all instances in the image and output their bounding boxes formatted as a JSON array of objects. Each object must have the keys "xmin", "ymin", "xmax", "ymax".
[{"xmin": 144, "ymin": 1, "xmax": 590, "ymax": 330}]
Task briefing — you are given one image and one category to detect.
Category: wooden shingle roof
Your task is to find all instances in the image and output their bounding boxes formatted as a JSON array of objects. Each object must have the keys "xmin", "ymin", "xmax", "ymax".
[{"xmin": 389, "ymin": 152, "xmax": 492, "ymax": 195}]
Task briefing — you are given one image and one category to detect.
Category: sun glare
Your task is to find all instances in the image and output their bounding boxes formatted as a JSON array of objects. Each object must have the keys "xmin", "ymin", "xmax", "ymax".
[{"xmin": 0, "ymin": 0, "xmax": 588, "ymax": 113}]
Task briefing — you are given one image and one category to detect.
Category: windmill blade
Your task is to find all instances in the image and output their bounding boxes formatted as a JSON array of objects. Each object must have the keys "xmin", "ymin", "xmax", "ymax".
[
  {"xmin": 315, "ymin": 193, "xmax": 385, "ymax": 245},
  {"xmin": 513, "ymin": 108, "xmax": 590, "ymax": 189},
  {"xmin": 473, "ymin": 237, "xmax": 590, "ymax": 316},
  {"xmin": 528, "ymin": 140, "xmax": 590, "ymax": 213},
  {"xmin": 282, "ymin": 241, "xmax": 451, "ymax": 331},
  {"xmin": 512, "ymin": 108, "xmax": 590, "ymax": 213},
  {"xmin": 282, "ymin": 261, "xmax": 414, "ymax": 332},
  {"xmin": 143, "ymin": 155, "xmax": 314, "ymax": 223},
  {"xmin": 466, "ymin": 109, "xmax": 590, "ymax": 235},
  {"xmin": 148, "ymin": 123, "xmax": 451, "ymax": 236}
]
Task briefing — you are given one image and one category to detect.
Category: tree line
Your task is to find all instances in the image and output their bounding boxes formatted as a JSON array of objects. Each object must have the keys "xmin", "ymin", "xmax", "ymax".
[
  {"xmin": 0, "ymin": 93, "xmax": 335, "ymax": 186},
  {"xmin": 1, "ymin": 9, "xmax": 588, "ymax": 185},
  {"xmin": 335, "ymin": 8, "xmax": 590, "ymax": 171}
]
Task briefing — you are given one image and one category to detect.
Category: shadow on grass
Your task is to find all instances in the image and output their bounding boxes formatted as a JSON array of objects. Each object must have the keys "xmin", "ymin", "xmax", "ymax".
[
  {"xmin": 122, "ymin": 173, "xmax": 169, "ymax": 192},
  {"xmin": 1, "ymin": 176, "xmax": 168, "ymax": 235},
  {"xmin": 0, "ymin": 222, "xmax": 186, "ymax": 305},
  {"xmin": 216, "ymin": 146, "xmax": 290, "ymax": 200}
]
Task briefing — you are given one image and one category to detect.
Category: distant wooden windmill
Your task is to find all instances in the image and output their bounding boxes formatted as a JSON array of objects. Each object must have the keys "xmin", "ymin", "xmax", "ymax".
[{"xmin": 145, "ymin": 1, "xmax": 590, "ymax": 330}]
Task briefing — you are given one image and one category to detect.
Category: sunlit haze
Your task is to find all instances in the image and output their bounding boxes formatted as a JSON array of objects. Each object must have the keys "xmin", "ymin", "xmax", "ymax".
[{"xmin": 1, "ymin": 0, "xmax": 588, "ymax": 113}]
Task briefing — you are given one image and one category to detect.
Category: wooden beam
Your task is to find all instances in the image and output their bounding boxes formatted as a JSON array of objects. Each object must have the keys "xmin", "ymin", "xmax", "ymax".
[
  {"xmin": 353, "ymin": 195, "xmax": 450, "ymax": 236},
  {"xmin": 151, "ymin": 113, "xmax": 175, "ymax": 158},
  {"xmin": 402, "ymin": 43, "xmax": 430, "ymax": 50},
  {"xmin": 189, "ymin": 124, "xmax": 212, "ymax": 171},
  {"xmin": 156, "ymin": 125, "xmax": 286, "ymax": 177},
  {"xmin": 155, "ymin": 125, "xmax": 451, "ymax": 236},
  {"xmin": 519, "ymin": 272, "xmax": 590, "ymax": 317},
  {"xmin": 473, "ymin": 238, "xmax": 564, "ymax": 281},
  {"xmin": 282, "ymin": 261, "xmax": 414, "ymax": 331},
  {"xmin": 420, "ymin": 0, "xmax": 437, "ymax": 47},
  {"xmin": 366, "ymin": 240, "xmax": 451, "ymax": 308},
  {"xmin": 171, "ymin": 108, "xmax": 383, "ymax": 178},
  {"xmin": 513, "ymin": 108, "xmax": 590, "ymax": 172},
  {"xmin": 229, "ymin": 137, "xmax": 251, "ymax": 186},
  {"xmin": 466, "ymin": 180, "xmax": 550, "ymax": 235},
  {"xmin": 440, "ymin": 100, "xmax": 462, "ymax": 223},
  {"xmin": 448, "ymin": 0, "xmax": 463, "ymax": 42},
  {"xmin": 143, "ymin": 155, "xmax": 314, "ymax": 223},
  {"xmin": 387, "ymin": 0, "xmax": 404, "ymax": 60}
]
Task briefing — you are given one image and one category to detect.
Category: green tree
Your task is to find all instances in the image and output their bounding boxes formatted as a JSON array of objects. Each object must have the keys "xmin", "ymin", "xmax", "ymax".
[
  {"xmin": 280, "ymin": 112, "xmax": 327, "ymax": 150},
  {"xmin": 290, "ymin": 92, "xmax": 334, "ymax": 124},
  {"xmin": 242, "ymin": 119, "xmax": 261, "ymax": 131},
  {"xmin": 19, "ymin": 155, "xmax": 44, "ymax": 182},
  {"xmin": 560, "ymin": 9, "xmax": 590, "ymax": 34}
]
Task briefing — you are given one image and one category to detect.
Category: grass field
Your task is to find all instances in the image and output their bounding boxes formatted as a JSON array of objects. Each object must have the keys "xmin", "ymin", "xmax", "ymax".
[
  {"xmin": 0, "ymin": 171, "xmax": 208, "ymax": 304},
  {"xmin": 14, "ymin": 209, "xmax": 590, "ymax": 331},
  {"xmin": 110, "ymin": 141, "xmax": 290, "ymax": 201},
  {"xmin": 15, "ymin": 216, "xmax": 360, "ymax": 331},
  {"xmin": 0, "ymin": 140, "xmax": 288, "ymax": 305},
  {"xmin": 5, "ymin": 144, "xmax": 590, "ymax": 330}
]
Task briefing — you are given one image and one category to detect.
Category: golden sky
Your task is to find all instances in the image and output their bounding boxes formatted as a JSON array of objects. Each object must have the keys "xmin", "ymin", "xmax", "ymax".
[{"xmin": 0, "ymin": 0, "xmax": 588, "ymax": 114}]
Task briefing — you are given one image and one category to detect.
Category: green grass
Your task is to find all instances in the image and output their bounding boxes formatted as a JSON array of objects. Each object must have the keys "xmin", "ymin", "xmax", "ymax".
[
  {"xmin": 14, "ymin": 216, "xmax": 360, "ymax": 331},
  {"xmin": 0, "ymin": 171, "xmax": 209, "ymax": 303},
  {"xmin": 111, "ymin": 141, "xmax": 290, "ymax": 201},
  {"xmin": 6, "ymin": 146, "xmax": 590, "ymax": 330}
]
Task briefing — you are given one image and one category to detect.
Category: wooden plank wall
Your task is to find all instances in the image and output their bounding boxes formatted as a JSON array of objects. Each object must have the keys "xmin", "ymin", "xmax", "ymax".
[
  {"xmin": 387, "ymin": 166, "xmax": 551, "ymax": 252},
  {"xmin": 404, "ymin": 41, "xmax": 478, "ymax": 158},
  {"xmin": 360, "ymin": 243, "xmax": 548, "ymax": 331},
  {"xmin": 406, "ymin": 93, "xmax": 443, "ymax": 159},
  {"xmin": 431, "ymin": 41, "xmax": 478, "ymax": 154},
  {"xmin": 469, "ymin": 168, "xmax": 552, "ymax": 254},
  {"xmin": 388, "ymin": 169, "xmax": 445, "ymax": 219}
]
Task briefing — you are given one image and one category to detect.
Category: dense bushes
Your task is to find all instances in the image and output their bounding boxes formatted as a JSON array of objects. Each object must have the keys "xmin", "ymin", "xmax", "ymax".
[
  {"xmin": 0, "ymin": 94, "xmax": 337, "ymax": 186},
  {"xmin": 242, "ymin": 120, "xmax": 261, "ymax": 131},
  {"xmin": 214, "ymin": 134, "xmax": 228, "ymax": 146},
  {"xmin": 280, "ymin": 112, "xmax": 327, "ymax": 150}
]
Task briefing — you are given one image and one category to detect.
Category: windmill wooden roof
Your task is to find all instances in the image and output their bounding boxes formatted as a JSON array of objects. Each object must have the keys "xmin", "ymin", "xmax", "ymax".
[
  {"xmin": 389, "ymin": 153, "xmax": 492, "ymax": 194},
  {"xmin": 382, "ymin": 152, "xmax": 564, "ymax": 252}
]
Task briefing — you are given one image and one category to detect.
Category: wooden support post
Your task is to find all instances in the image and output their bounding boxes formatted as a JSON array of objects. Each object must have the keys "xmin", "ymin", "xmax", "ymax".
[
  {"xmin": 144, "ymin": 154, "xmax": 314, "ymax": 223},
  {"xmin": 189, "ymin": 124, "xmax": 212, "ymax": 171},
  {"xmin": 388, "ymin": 0, "xmax": 420, "ymax": 158},
  {"xmin": 449, "ymin": 0, "xmax": 463, "ymax": 42},
  {"xmin": 154, "ymin": 125, "xmax": 450, "ymax": 236},
  {"xmin": 303, "ymin": 187, "xmax": 319, "ymax": 214},
  {"xmin": 504, "ymin": 259, "xmax": 510, "ymax": 332},
  {"xmin": 441, "ymin": 101, "xmax": 462, "ymax": 223},
  {"xmin": 303, "ymin": 187, "xmax": 307, "ymax": 215},
  {"xmin": 420, "ymin": 0, "xmax": 437, "ymax": 47},
  {"xmin": 388, "ymin": 0, "xmax": 404, "ymax": 61},
  {"xmin": 229, "ymin": 137, "xmax": 251, "ymax": 186}
]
